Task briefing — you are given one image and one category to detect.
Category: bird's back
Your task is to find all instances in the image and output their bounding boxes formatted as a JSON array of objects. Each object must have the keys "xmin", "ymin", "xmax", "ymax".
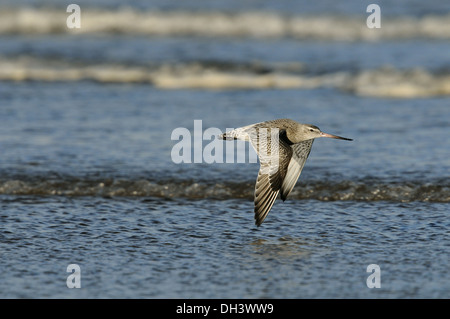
[{"xmin": 251, "ymin": 118, "xmax": 299, "ymax": 130}]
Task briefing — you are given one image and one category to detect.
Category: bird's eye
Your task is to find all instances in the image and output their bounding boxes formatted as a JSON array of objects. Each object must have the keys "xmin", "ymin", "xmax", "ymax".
[{"xmin": 309, "ymin": 129, "xmax": 314, "ymax": 132}]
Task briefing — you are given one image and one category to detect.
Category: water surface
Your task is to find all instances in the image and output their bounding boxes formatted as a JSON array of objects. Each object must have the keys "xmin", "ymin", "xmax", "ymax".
[{"xmin": 0, "ymin": 0, "xmax": 449, "ymax": 299}]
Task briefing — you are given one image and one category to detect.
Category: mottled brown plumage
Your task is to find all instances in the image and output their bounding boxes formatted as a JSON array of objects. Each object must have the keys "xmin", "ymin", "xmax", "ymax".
[{"xmin": 220, "ymin": 119, "xmax": 352, "ymax": 226}]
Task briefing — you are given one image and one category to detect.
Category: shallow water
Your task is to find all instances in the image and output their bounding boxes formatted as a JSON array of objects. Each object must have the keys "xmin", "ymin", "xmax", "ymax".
[
  {"xmin": 0, "ymin": 0, "xmax": 449, "ymax": 299},
  {"xmin": 1, "ymin": 196, "xmax": 448, "ymax": 298}
]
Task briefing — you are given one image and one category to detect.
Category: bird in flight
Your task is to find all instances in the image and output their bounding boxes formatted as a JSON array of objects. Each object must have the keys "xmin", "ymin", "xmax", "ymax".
[{"xmin": 219, "ymin": 119, "xmax": 352, "ymax": 226}]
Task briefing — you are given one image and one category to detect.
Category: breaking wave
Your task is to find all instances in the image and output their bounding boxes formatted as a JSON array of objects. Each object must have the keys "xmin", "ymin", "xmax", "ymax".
[
  {"xmin": 1, "ymin": 56, "xmax": 450, "ymax": 98},
  {"xmin": 0, "ymin": 176, "xmax": 448, "ymax": 203},
  {"xmin": 1, "ymin": 8, "xmax": 450, "ymax": 40}
]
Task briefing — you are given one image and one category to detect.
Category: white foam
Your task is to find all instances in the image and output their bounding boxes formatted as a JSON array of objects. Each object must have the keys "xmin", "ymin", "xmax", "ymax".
[
  {"xmin": 343, "ymin": 67, "xmax": 450, "ymax": 98},
  {"xmin": 1, "ymin": 56, "xmax": 449, "ymax": 97},
  {"xmin": 0, "ymin": 56, "xmax": 153, "ymax": 82},
  {"xmin": 1, "ymin": 8, "xmax": 450, "ymax": 40}
]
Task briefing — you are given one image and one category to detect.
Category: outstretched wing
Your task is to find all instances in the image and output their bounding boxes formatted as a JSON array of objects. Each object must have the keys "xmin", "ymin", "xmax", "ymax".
[
  {"xmin": 249, "ymin": 128, "xmax": 293, "ymax": 226},
  {"xmin": 254, "ymin": 164, "xmax": 280, "ymax": 226},
  {"xmin": 280, "ymin": 139, "xmax": 314, "ymax": 201}
]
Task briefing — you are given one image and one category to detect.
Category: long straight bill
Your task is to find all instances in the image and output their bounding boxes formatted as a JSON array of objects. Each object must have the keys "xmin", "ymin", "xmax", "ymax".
[{"xmin": 320, "ymin": 132, "xmax": 353, "ymax": 141}]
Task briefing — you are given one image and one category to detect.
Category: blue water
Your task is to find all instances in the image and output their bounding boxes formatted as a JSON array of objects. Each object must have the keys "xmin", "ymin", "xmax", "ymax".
[
  {"xmin": 0, "ymin": 0, "xmax": 449, "ymax": 299},
  {"xmin": 1, "ymin": 197, "xmax": 448, "ymax": 298}
]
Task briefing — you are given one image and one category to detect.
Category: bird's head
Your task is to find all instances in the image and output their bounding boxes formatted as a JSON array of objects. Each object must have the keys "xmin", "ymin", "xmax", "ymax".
[{"xmin": 294, "ymin": 124, "xmax": 353, "ymax": 142}]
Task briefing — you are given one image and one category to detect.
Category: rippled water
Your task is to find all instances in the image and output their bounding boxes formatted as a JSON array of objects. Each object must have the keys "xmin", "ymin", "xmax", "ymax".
[
  {"xmin": 1, "ymin": 0, "xmax": 449, "ymax": 298},
  {"xmin": 1, "ymin": 196, "xmax": 448, "ymax": 298}
]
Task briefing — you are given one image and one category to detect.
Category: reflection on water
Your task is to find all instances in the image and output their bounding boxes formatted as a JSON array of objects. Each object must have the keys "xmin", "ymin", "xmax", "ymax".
[{"xmin": 249, "ymin": 237, "xmax": 311, "ymax": 259}]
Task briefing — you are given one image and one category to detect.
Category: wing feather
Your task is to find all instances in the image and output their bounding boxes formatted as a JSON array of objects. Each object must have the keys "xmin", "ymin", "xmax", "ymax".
[
  {"xmin": 280, "ymin": 140, "xmax": 314, "ymax": 201},
  {"xmin": 254, "ymin": 169, "xmax": 280, "ymax": 226},
  {"xmin": 250, "ymin": 128, "xmax": 293, "ymax": 226},
  {"xmin": 222, "ymin": 120, "xmax": 316, "ymax": 226}
]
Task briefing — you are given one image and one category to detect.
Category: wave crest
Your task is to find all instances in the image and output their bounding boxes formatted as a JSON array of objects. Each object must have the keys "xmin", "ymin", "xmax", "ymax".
[
  {"xmin": 1, "ymin": 8, "xmax": 450, "ymax": 40},
  {"xmin": 1, "ymin": 177, "xmax": 448, "ymax": 202},
  {"xmin": 1, "ymin": 56, "xmax": 450, "ymax": 98}
]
